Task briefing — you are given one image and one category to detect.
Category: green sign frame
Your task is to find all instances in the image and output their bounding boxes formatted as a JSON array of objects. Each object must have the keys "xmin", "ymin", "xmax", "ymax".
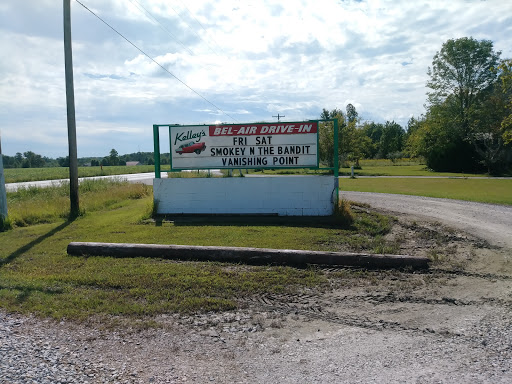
[{"xmin": 153, "ymin": 118, "xmax": 339, "ymax": 201}]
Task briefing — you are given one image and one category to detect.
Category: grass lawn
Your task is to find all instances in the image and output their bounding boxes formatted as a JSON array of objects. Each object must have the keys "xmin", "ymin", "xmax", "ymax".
[
  {"xmin": 0, "ymin": 183, "xmax": 396, "ymax": 320},
  {"xmin": 340, "ymin": 178, "xmax": 512, "ymax": 205},
  {"xmin": 340, "ymin": 164, "xmax": 485, "ymax": 177},
  {"xmin": 4, "ymin": 165, "xmax": 157, "ymax": 183}
]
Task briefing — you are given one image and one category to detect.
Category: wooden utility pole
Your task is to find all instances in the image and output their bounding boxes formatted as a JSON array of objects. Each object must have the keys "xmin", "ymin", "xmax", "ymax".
[
  {"xmin": 63, "ymin": 0, "xmax": 80, "ymax": 217},
  {"xmin": 0, "ymin": 133, "xmax": 8, "ymax": 222},
  {"xmin": 272, "ymin": 114, "xmax": 285, "ymax": 122}
]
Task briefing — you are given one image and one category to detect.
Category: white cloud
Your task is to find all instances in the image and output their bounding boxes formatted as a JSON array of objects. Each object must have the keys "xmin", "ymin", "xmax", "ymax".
[{"xmin": 1, "ymin": 0, "xmax": 511, "ymax": 156}]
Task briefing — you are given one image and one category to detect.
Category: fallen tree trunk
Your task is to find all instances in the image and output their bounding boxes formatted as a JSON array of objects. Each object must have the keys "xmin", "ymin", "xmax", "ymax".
[{"xmin": 67, "ymin": 242, "xmax": 430, "ymax": 270}]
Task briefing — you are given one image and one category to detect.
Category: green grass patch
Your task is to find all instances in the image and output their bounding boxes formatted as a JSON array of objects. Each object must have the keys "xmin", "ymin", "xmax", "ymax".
[
  {"xmin": 6, "ymin": 179, "xmax": 151, "ymax": 227},
  {"xmin": 4, "ymin": 165, "xmax": 156, "ymax": 183},
  {"xmin": 340, "ymin": 178, "xmax": 512, "ymax": 205},
  {"xmin": 342, "ymin": 164, "xmax": 485, "ymax": 177},
  {"xmin": 0, "ymin": 195, "xmax": 396, "ymax": 320}
]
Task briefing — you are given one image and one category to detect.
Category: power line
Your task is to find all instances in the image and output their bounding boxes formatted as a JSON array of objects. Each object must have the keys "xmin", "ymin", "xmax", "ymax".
[
  {"xmin": 176, "ymin": 0, "xmax": 225, "ymax": 54},
  {"xmin": 74, "ymin": 0, "xmax": 239, "ymax": 123},
  {"xmin": 168, "ymin": 2, "xmax": 280, "ymax": 120},
  {"xmin": 124, "ymin": 0, "xmax": 253, "ymax": 121},
  {"xmin": 148, "ymin": 0, "xmax": 221, "ymax": 58},
  {"xmin": 126, "ymin": 0, "xmax": 195, "ymax": 56},
  {"xmin": 125, "ymin": 0, "xmax": 280, "ymax": 123}
]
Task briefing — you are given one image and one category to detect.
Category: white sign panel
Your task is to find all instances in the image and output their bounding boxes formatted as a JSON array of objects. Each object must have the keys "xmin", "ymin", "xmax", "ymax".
[{"xmin": 170, "ymin": 122, "xmax": 318, "ymax": 170}]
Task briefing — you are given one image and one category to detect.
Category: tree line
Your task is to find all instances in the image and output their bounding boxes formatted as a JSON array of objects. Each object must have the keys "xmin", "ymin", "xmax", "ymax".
[
  {"xmin": 319, "ymin": 37, "xmax": 512, "ymax": 174},
  {"xmin": 319, "ymin": 106, "xmax": 407, "ymax": 168},
  {"xmin": 1, "ymin": 150, "xmax": 168, "ymax": 169}
]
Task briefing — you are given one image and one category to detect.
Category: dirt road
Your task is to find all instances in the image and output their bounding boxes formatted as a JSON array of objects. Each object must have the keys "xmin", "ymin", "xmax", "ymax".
[{"xmin": 342, "ymin": 191, "xmax": 512, "ymax": 249}]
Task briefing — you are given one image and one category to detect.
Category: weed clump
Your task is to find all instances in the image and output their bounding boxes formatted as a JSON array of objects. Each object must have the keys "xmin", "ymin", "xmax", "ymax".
[
  {"xmin": 0, "ymin": 215, "xmax": 12, "ymax": 232},
  {"xmin": 333, "ymin": 199, "xmax": 354, "ymax": 227}
]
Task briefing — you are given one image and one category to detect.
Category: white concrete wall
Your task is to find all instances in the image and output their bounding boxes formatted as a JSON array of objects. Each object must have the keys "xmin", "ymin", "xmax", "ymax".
[{"xmin": 153, "ymin": 176, "xmax": 336, "ymax": 216}]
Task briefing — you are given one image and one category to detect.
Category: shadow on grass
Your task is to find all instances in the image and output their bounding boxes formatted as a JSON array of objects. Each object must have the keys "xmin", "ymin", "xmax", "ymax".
[
  {"xmin": 153, "ymin": 215, "xmax": 354, "ymax": 229},
  {"xmin": 0, "ymin": 283, "xmax": 64, "ymax": 304},
  {"xmin": 0, "ymin": 220, "xmax": 73, "ymax": 267}
]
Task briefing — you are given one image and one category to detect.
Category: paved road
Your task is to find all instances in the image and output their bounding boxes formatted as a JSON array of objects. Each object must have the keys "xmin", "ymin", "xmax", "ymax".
[
  {"xmin": 5, "ymin": 170, "xmax": 229, "ymax": 192},
  {"xmin": 5, "ymin": 172, "xmax": 166, "ymax": 192},
  {"xmin": 342, "ymin": 191, "xmax": 512, "ymax": 249}
]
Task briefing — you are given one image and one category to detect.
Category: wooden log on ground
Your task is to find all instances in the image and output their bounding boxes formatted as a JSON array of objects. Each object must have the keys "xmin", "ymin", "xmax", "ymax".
[{"xmin": 67, "ymin": 242, "xmax": 430, "ymax": 270}]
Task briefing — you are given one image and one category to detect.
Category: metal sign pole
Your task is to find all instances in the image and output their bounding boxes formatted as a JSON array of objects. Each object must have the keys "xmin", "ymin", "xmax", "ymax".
[
  {"xmin": 333, "ymin": 118, "xmax": 339, "ymax": 204},
  {"xmin": 153, "ymin": 125, "xmax": 161, "ymax": 178}
]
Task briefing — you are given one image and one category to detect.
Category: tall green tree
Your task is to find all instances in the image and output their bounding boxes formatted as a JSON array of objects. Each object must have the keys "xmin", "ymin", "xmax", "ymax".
[
  {"xmin": 379, "ymin": 121, "xmax": 405, "ymax": 159},
  {"xmin": 427, "ymin": 37, "xmax": 501, "ymax": 134},
  {"xmin": 469, "ymin": 77, "xmax": 510, "ymax": 174},
  {"xmin": 109, "ymin": 149, "xmax": 120, "ymax": 166},
  {"xmin": 319, "ymin": 106, "xmax": 370, "ymax": 167},
  {"xmin": 57, "ymin": 156, "xmax": 70, "ymax": 167},
  {"xmin": 418, "ymin": 37, "xmax": 503, "ymax": 172},
  {"xmin": 319, "ymin": 110, "xmax": 344, "ymax": 167},
  {"xmin": 22, "ymin": 151, "xmax": 45, "ymax": 168},
  {"xmin": 407, "ymin": 101, "xmax": 477, "ymax": 172},
  {"xmin": 346, "ymin": 103, "xmax": 358, "ymax": 123},
  {"xmin": 362, "ymin": 122, "xmax": 384, "ymax": 158},
  {"xmin": 498, "ymin": 59, "xmax": 512, "ymax": 144}
]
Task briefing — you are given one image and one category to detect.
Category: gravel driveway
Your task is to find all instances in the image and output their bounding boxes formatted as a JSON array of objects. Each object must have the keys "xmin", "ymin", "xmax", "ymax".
[{"xmin": 341, "ymin": 191, "xmax": 512, "ymax": 249}]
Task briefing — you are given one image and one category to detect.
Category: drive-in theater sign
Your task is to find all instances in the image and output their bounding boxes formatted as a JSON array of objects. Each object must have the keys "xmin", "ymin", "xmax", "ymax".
[
  {"xmin": 152, "ymin": 120, "xmax": 339, "ymax": 216},
  {"xmin": 170, "ymin": 122, "xmax": 318, "ymax": 170}
]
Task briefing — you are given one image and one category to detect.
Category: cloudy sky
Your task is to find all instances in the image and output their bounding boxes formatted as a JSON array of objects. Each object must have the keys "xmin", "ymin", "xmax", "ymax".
[{"xmin": 1, "ymin": 0, "xmax": 511, "ymax": 158}]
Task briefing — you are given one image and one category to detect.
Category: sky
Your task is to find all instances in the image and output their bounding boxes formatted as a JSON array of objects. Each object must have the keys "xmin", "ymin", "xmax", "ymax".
[{"xmin": 1, "ymin": 0, "xmax": 511, "ymax": 158}]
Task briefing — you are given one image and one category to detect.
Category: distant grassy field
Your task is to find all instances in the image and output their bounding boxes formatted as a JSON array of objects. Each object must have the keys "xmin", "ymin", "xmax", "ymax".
[
  {"xmin": 339, "ymin": 159, "xmax": 485, "ymax": 177},
  {"xmin": 340, "ymin": 178, "xmax": 512, "ymax": 205},
  {"xmin": 248, "ymin": 159, "xmax": 489, "ymax": 178},
  {"xmin": 0, "ymin": 187, "xmax": 396, "ymax": 320},
  {"xmin": 4, "ymin": 165, "xmax": 156, "ymax": 183},
  {"xmin": 342, "ymin": 165, "xmax": 485, "ymax": 177}
]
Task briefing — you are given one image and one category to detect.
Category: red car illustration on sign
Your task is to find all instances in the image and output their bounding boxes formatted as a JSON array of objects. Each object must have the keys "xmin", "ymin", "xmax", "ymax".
[{"xmin": 175, "ymin": 141, "xmax": 206, "ymax": 155}]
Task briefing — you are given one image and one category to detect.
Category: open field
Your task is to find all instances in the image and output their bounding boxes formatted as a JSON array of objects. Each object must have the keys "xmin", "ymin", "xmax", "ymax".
[
  {"xmin": 4, "ymin": 165, "xmax": 156, "ymax": 183},
  {"xmin": 340, "ymin": 178, "xmax": 512, "ymax": 205}
]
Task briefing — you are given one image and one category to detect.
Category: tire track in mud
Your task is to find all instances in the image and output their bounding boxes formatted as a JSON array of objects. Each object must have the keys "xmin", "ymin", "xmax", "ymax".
[
  {"xmin": 241, "ymin": 266, "xmax": 512, "ymax": 339},
  {"xmin": 242, "ymin": 292, "xmax": 452, "ymax": 336},
  {"xmin": 431, "ymin": 269, "xmax": 512, "ymax": 281}
]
